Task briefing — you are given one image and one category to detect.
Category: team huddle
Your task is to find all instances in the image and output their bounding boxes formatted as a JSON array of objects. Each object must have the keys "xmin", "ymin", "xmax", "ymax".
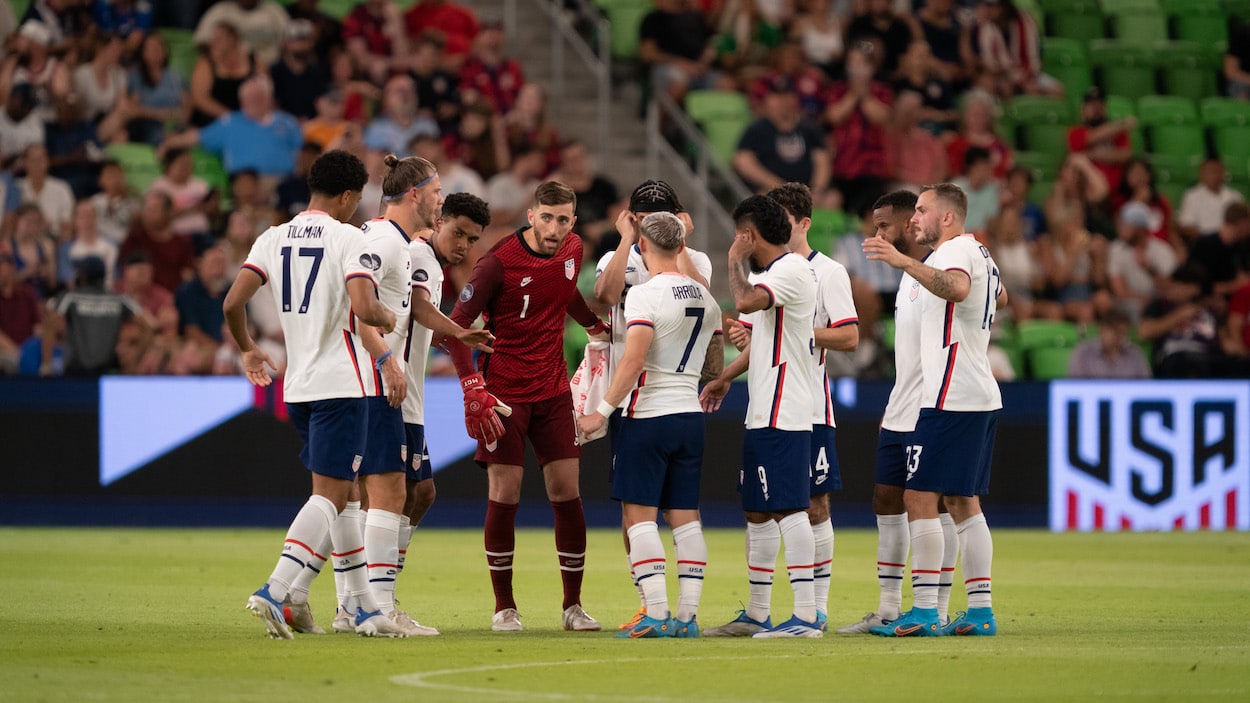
[{"xmin": 225, "ymin": 148, "xmax": 1003, "ymax": 640}]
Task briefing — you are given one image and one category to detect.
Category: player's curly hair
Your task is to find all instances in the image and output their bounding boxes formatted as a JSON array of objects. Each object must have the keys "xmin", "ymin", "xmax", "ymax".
[
  {"xmin": 732, "ymin": 194, "xmax": 791, "ymax": 245},
  {"xmin": 307, "ymin": 149, "xmax": 368, "ymax": 197},
  {"xmin": 766, "ymin": 182, "xmax": 812, "ymax": 221},
  {"xmin": 442, "ymin": 192, "xmax": 491, "ymax": 229},
  {"xmin": 873, "ymin": 189, "xmax": 919, "ymax": 214},
  {"xmin": 381, "ymin": 153, "xmax": 437, "ymax": 201}
]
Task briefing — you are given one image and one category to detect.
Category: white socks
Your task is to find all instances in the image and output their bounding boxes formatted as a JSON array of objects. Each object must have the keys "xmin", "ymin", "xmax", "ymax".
[
  {"xmin": 333, "ymin": 501, "xmax": 363, "ymax": 607},
  {"xmin": 672, "ymin": 521, "xmax": 706, "ymax": 623},
  {"xmin": 876, "ymin": 513, "xmax": 909, "ymax": 619},
  {"xmin": 745, "ymin": 520, "xmax": 780, "ymax": 623},
  {"xmin": 331, "ymin": 502, "xmax": 379, "ymax": 614},
  {"xmin": 627, "ymin": 521, "xmax": 668, "ymax": 620},
  {"xmin": 938, "ymin": 513, "xmax": 959, "ymax": 620},
  {"xmin": 286, "ymin": 533, "xmax": 331, "ymax": 606},
  {"xmin": 396, "ymin": 514, "xmax": 412, "ymax": 575},
  {"xmin": 957, "ymin": 513, "xmax": 993, "ymax": 609},
  {"xmin": 267, "ymin": 495, "xmax": 338, "ymax": 601},
  {"xmin": 909, "ymin": 517, "xmax": 944, "ymax": 611},
  {"xmin": 778, "ymin": 512, "xmax": 816, "ymax": 623},
  {"xmin": 365, "ymin": 509, "xmax": 402, "ymax": 614},
  {"xmin": 811, "ymin": 518, "xmax": 834, "ymax": 617}
]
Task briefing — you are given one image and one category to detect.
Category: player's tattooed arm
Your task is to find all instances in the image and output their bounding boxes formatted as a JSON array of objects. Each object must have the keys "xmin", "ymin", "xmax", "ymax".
[
  {"xmin": 699, "ymin": 332, "xmax": 724, "ymax": 383},
  {"xmin": 904, "ymin": 261, "xmax": 971, "ymax": 303},
  {"xmin": 727, "ymin": 244, "xmax": 771, "ymax": 313}
]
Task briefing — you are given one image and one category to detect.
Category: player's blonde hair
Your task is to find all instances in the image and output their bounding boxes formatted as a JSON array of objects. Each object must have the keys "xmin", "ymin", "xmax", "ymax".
[
  {"xmin": 640, "ymin": 211, "xmax": 685, "ymax": 252},
  {"xmin": 381, "ymin": 154, "xmax": 437, "ymax": 201}
]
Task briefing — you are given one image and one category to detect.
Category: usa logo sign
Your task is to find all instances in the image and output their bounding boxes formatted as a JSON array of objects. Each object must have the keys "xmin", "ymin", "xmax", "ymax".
[{"xmin": 1049, "ymin": 381, "xmax": 1249, "ymax": 532}]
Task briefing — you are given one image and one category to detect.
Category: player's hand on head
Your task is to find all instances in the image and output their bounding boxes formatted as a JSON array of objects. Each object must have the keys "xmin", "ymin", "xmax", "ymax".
[
  {"xmin": 615, "ymin": 210, "xmax": 638, "ymax": 243},
  {"xmin": 699, "ymin": 377, "xmax": 729, "ymax": 412},
  {"xmin": 241, "ymin": 348, "xmax": 277, "ymax": 387},
  {"xmin": 676, "ymin": 212, "xmax": 694, "ymax": 238},
  {"xmin": 727, "ymin": 320, "xmax": 751, "ymax": 351},
  {"xmin": 729, "ymin": 232, "xmax": 753, "ymax": 261}
]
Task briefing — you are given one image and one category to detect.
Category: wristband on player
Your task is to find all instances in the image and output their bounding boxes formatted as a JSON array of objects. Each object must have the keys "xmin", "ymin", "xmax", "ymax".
[
  {"xmin": 374, "ymin": 350, "xmax": 392, "ymax": 371},
  {"xmin": 595, "ymin": 399, "xmax": 617, "ymax": 418}
]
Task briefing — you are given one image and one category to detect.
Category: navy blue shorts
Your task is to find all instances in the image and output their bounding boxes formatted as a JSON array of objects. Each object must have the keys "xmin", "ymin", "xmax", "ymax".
[
  {"xmin": 360, "ymin": 396, "xmax": 406, "ymax": 475},
  {"xmin": 809, "ymin": 424, "xmax": 842, "ymax": 495},
  {"xmin": 875, "ymin": 428, "xmax": 911, "ymax": 487},
  {"xmin": 404, "ymin": 423, "xmax": 433, "ymax": 482},
  {"xmin": 611, "ymin": 412, "xmax": 703, "ymax": 510},
  {"xmin": 739, "ymin": 428, "xmax": 811, "ymax": 513},
  {"xmin": 286, "ymin": 397, "xmax": 367, "ymax": 480},
  {"xmin": 906, "ymin": 408, "xmax": 999, "ymax": 496}
]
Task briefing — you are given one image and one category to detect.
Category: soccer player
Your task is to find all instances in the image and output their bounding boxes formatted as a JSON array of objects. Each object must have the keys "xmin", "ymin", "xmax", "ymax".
[
  {"xmin": 862, "ymin": 183, "xmax": 1005, "ymax": 637},
  {"xmin": 700, "ymin": 195, "xmax": 822, "ymax": 639},
  {"xmin": 228, "ymin": 149, "xmax": 403, "ymax": 639},
  {"xmin": 578, "ymin": 211, "xmax": 722, "ymax": 638},
  {"xmin": 448, "ymin": 180, "xmax": 609, "ymax": 633},
  {"xmin": 591, "ymin": 179, "xmax": 718, "ymax": 629}
]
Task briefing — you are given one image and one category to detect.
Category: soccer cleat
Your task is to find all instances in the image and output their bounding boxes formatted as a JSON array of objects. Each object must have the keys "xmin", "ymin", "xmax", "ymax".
[
  {"xmin": 246, "ymin": 584, "xmax": 294, "ymax": 640},
  {"xmin": 389, "ymin": 610, "xmax": 440, "ymax": 636},
  {"xmin": 615, "ymin": 614, "xmax": 674, "ymax": 638},
  {"xmin": 491, "ymin": 607, "xmax": 523, "ymax": 632},
  {"xmin": 282, "ymin": 598, "xmax": 325, "ymax": 635},
  {"xmin": 702, "ymin": 610, "xmax": 772, "ymax": 637},
  {"xmin": 354, "ymin": 607, "xmax": 407, "ymax": 638},
  {"xmin": 944, "ymin": 607, "xmax": 997, "ymax": 636},
  {"xmin": 562, "ymin": 604, "xmax": 602, "ymax": 632},
  {"xmin": 836, "ymin": 612, "xmax": 891, "ymax": 634},
  {"xmin": 618, "ymin": 605, "xmax": 647, "ymax": 631},
  {"xmin": 869, "ymin": 607, "xmax": 943, "ymax": 637},
  {"xmin": 673, "ymin": 617, "xmax": 699, "ymax": 638},
  {"xmin": 815, "ymin": 611, "xmax": 828, "ymax": 632},
  {"xmin": 331, "ymin": 606, "xmax": 355, "ymax": 634},
  {"xmin": 752, "ymin": 614, "xmax": 824, "ymax": 639}
]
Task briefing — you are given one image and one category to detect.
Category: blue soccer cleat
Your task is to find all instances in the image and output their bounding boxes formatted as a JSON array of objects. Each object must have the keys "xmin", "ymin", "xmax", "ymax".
[
  {"xmin": 944, "ymin": 608, "xmax": 997, "ymax": 636},
  {"xmin": 673, "ymin": 617, "xmax": 700, "ymax": 638},
  {"xmin": 246, "ymin": 583, "xmax": 293, "ymax": 640},
  {"xmin": 616, "ymin": 614, "xmax": 675, "ymax": 638},
  {"xmin": 702, "ymin": 610, "xmax": 772, "ymax": 637},
  {"xmin": 869, "ymin": 607, "xmax": 943, "ymax": 637},
  {"xmin": 815, "ymin": 611, "xmax": 828, "ymax": 632},
  {"xmin": 753, "ymin": 614, "xmax": 824, "ymax": 638}
]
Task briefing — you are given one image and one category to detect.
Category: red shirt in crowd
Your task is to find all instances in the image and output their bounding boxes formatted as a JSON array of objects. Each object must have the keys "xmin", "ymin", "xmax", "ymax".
[
  {"xmin": 405, "ymin": 1, "xmax": 479, "ymax": 57},
  {"xmin": 0, "ymin": 280, "xmax": 42, "ymax": 347}
]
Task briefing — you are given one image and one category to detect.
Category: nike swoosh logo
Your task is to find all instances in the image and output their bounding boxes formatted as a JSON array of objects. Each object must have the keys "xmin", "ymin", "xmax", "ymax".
[
  {"xmin": 629, "ymin": 625, "xmax": 653, "ymax": 638},
  {"xmin": 894, "ymin": 624, "xmax": 922, "ymax": 636},
  {"xmin": 956, "ymin": 625, "xmax": 975, "ymax": 635}
]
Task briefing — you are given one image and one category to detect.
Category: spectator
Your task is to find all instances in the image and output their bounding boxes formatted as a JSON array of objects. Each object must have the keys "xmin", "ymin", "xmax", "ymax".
[
  {"xmin": 713, "ymin": 0, "xmax": 786, "ymax": 85},
  {"xmin": 1106, "ymin": 201, "xmax": 1178, "ymax": 323},
  {"xmin": 150, "ymin": 148, "xmax": 214, "ymax": 240},
  {"xmin": 1224, "ymin": 20, "xmax": 1250, "ymax": 100},
  {"xmin": 1047, "ymin": 152, "xmax": 1110, "ymax": 241},
  {"xmin": 113, "ymin": 317, "xmax": 154, "ymax": 375},
  {"xmin": 89, "ymin": 160, "xmax": 139, "ymax": 247},
  {"xmin": 0, "ymin": 84, "xmax": 46, "ymax": 169},
  {"xmin": 118, "ymin": 190, "xmax": 195, "ymax": 292},
  {"xmin": 269, "ymin": 19, "xmax": 330, "ymax": 121},
  {"xmin": 845, "ymin": 0, "xmax": 917, "ymax": 80},
  {"xmin": 4, "ymin": 21, "xmax": 70, "ymax": 121},
  {"xmin": 638, "ymin": 0, "xmax": 719, "ymax": 104},
  {"xmin": 62, "ymin": 199, "xmax": 118, "ymax": 290},
  {"xmin": 734, "ymin": 75, "xmax": 831, "ymax": 200},
  {"xmin": 164, "ymin": 75, "xmax": 304, "ymax": 182},
  {"xmin": 193, "ymin": 0, "xmax": 290, "ymax": 67},
  {"xmin": 825, "ymin": 43, "xmax": 894, "ymax": 216},
  {"xmin": 1036, "ymin": 198, "xmax": 1102, "ymax": 326},
  {"xmin": 1112, "ymin": 157, "xmax": 1175, "ymax": 249},
  {"xmin": 985, "ymin": 176, "xmax": 1038, "ymax": 320},
  {"xmin": 41, "ymin": 255, "xmax": 142, "ymax": 376},
  {"xmin": 326, "ymin": 48, "xmax": 377, "ymax": 123},
  {"xmin": 447, "ymin": 97, "xmax": 510, "ymax": 180},
  {"xmin": 44, "ymin": 97, "xmax": 112, "ymax": 201},
  {"xmin": 285, "ymin": 0, "xmax": 345, "ymax": 61},
  {"xmin": 71, "ymin": 32, "xmax": 127, "ymax": 125},
  {"xmin": 20, "ymin": 1, "xmax": 90, "ymax": 48},
  {"xmin": 115, "ymin": 249, "xmax": 174, "ymax": 320},
  {"xmin": 892, "ymin": 40, "xmax": 957, "ymax": 134},
  {"xmin": 409, "ymin": 132, "xmax": 484, "ymax": 197},
  {"xmin": 362, "ymin": 74, "xmax": 439, "ymax": 156},
  {"xmin": 1227, "ymin": 279, "xmax": 1250, "ymax": 359},
  {"xmin": 124, "ymin": 32, "xmax": 187, "ymax": 146},
  {"xmin": 1067, "ymin": 86, "xmax": 1135, "ymax": 192},
  {"xmin": 886, "ymin": 89, "xmax": 947, "ymax": 193},
  {"xmin": 916, "ymin": 0, "xmax": 972, "ymax": 87},
  {"xmin": 790, "ymin": 0, "xmax": 845, "ymax": 79},
  {"xmin": 1178, "ymin": 158, "xmax": 1245, "ymax": 240},
  {"xmin": 945, "ymin": 88, "xmax": 1011, "ymax": 180},
  {"xmin": 274, "ymin": 142, "xmax": 321, "ymax": 221},
  {"xmin": 227, "ymin": 169, "xmax": 276, "ymax": 237},
  {"xmin": 220, "ymin": 208, "xmax": 257, "ymax": 272},
  {"xmin": 1187, "ymin": 202, "xmax": 1250, "ymax": 299},
  {"xmin": 18, "ymin": 143, "xmax": 75, "ymax": 239},
  {"xmin": 551, "ymin": 138, "xmax": 620, "ymax": 257},
  {"xmin": 343, "ymin": 0, "xmax": 410, "ymax": 84},
  {"xmin": 833, "ymin": 203, "xmax": 903, "ymax": 352},
  {"xmin": 404, "ymin": 0, "xmax": 479, "ymax": 67},
  {"xmin": 952, "ymin": 145, "xmax": 999, "ymax": 235},
  {"xmin": 1067, "ymin": 307, "xmax": 1152, "ymax": 379},
  {"xmin": 1139, "ymin": 263, "xmax": 1244, "ymax": 378},
  {"xmin": 7, "ymin": 204, "xmax": 55, "ymax": 296},
  {"xmin": 302, "ymin": 88, "xmax": 357, "ymax": 151},
  {"xmin": 0, "ymin": 250, "xmax": 42, "ymax": 374},
  {"xmin": 1002, "ymin": 165, "xmax": 1045, "ymax": 242},
  {"xmin": 504, "ymin": 82, "xmax": 560, "ymax": 176},
  {"xmin": 459, "ymin": 19, "xmax": 526, "ymax": 112},
  {"xmin": 0, "ymin": 170, "xmax": 18, "ymax": 238},
  {"xmin": 92, "ymin": 0, "xmax": 154, "ymax": 54},
  {"xmin": 483, "ymin": 142, "xmax": 544, "ymax": 230},
  {"xmin": 188, "ymin": 20, "xmax": 257, "ymax": 128},
  {"xmin": 175, "ymin": 245, "xmax": 229, "ymax": 347},
  {"xmin": 357, "ymin": 148, "xmax": 386, "ymax": 222},
  {"xmin": 748, "ymin": 39, "xmax": 828, "ymax": 124},
  {"xmin": 974, "ymin": 0, "xmax": 1059, "ymax": 98},
  {"xmin": 408, "ymin": 34, "xmax": 461, "ymax": 134}
]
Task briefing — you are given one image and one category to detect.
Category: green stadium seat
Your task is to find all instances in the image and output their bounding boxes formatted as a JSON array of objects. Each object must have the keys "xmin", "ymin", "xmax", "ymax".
[
  {"xmin": 1014, "ymin": 0, "xmax": 1044, "ymax": 24},
  {"xmin": 599, "ymin": 0, "xmax": 653, "ymax": 60},
  {"xmin": 1146, "ymin": 124, "xmax": 1206, "ymax": 162},
  {"xmin": 1135, "ymin": 95, "xmax": 1198, "ymax": 126},
  {"xmin": 1169, "ymin": 6, "xmax": 1228, "ymax": 55},
  {"xmin": 1149, "ymin": 152, "xmax": 1201, "ymax": 204},
  {"xmin": 1099, "ymin": 0, "xmax": 1160, "ymax": 13},
  {"xmin": 1108, "ymin": 8, "xmax": 1169, "ymax": 44},
  {"xmin": 157, "ymin": 28, "xmax": 199, "ymax": 82},
  {"xmin": 1030, "ymin": 346, "xmax": 1075, "ymax": 380},
  {"xmin": 1005, "ymin": 96, "xmax": 1073, "ymax": 153},
  {"xmin": 1203, "ymin": 100, "xmax": 1250, "ymax": 176},
  {"xmin": 1013, "ymin": 150, "xmax": 1064, "ymax": 182},
  {"xmin": 1103, "ymin": 94, "xmax": 1145, "ymax": 155},
  {"xmin": 808, "ymin": 208, "xmax": 850, "ymax": 256},
  {"xmin": 1089, "ymin": 40, "xmax": 1157, "ymax": 101},
  {"xmin": 684, "ymin": 90, "xmax": 752, "ymax": 166},
  {"xmin": 1016, "ymin": 319, "xmax": 1080, "ymax": 351},
  {"xmin": 1046, "ymin": 4, "xmax": 1106, "ymax": 43},
  {"xmin": 1228, "ymin": 0, "xmax": 1250, "ymax": 21},
  {"xmin": 191, "ymin": 149, "xmax": 230, "ymax": 201},
  {"xmin": 1154, "ymin": 41, "xmax": 1219, "ymax": 103},
  {"xmin": 1200, "ymin": 97, "xmax": 1250, "ymax": 127},
  {"xmin": 106, "ymin": 143, "xmax": 161, "ymax": 193},
  {"xmin": 1042, "ymin": 37, "xmax": 1093, "ymax": 99},
  {"xmin": 1028, "ymin": 178, "xmax": 1055, "ymax": 206}
]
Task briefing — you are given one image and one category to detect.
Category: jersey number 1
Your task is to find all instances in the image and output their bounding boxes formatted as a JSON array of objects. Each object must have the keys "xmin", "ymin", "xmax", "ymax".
[{"xmin": 280, "ymin": 246, "xmax": 324, "ymax": 314}]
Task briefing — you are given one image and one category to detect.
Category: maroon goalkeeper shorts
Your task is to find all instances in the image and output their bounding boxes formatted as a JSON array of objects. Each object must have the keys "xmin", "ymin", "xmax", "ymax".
[{"xmin": 475, "ymin": 392, "xmax": 581, "ymax": 467}]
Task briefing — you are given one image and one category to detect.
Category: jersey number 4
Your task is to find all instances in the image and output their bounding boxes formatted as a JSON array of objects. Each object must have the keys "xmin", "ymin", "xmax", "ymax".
[
  {"xmin": 280, "ymin": 246, "xmax": 324, "ymax": 314},
  {"xmin": 676, "ymin": 307, "xmax": 705, "ymax": 372}
]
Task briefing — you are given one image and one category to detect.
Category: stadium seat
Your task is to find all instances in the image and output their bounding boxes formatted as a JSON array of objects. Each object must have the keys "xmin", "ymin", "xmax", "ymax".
[
  {"xmin": 808, "ymin": 208, "xmax": 850, "ymax": 256},
  {"xmin": 1041, "ymin": 0, "xmax": 1104, "ymax": 41},
  {"xmin": 684, "ymin": 90, "xmax": 752, "ymax": 166},
  {"xmin": 1089, "ymin": 40, "xmax": 1156, "ymax": 101},
  {"xmin": 1203, "ymin": 98, "xmax": 1250, "ymax": 177},
  {"xmin": 1107, "ymin": 8, "xmax": 1169, "ymax": 44},
  {"xmin": 598, "ymin": 0, "xmax": 653, "ymax": 60},
  {"xmin": 1005, "ymin": 96, "xmax": 1073, "ymax": 153},
  {"xmin": 1145, "ymin": 123, "xmax": 1206, "ymax": 163},
  {"xmin": 1027, "ymin": 178, "xmax": 1055, "ymax": 206},
  {"xmin": 1154, "ymin": 41, "xmax": 1219, "ymax": 104},
  {"xmin": 105, "ymin": 143, "xmax": 161, "ymax": 193},
  {"xmin": 1029, "ymin": 346, "xmax": 1074, "ymax": 380},
  {"xmin": 157, "ymin": 28, "xmax": 199, "ymax": 82},
  {"xmin": 1135, "ymin": 95, "xmax": 1198, "ymax": 126},
  {"xmin": 1015, "ymin": 319, "xmax": 1080, "ymax": 351},
  {"xmin": 1168, "ymin": 4, "xmax": 1228, "ymax": 53},
  {"xmin": 1228, "ymin": 0, "xmax": 1250, "ymax": 21},
  {"xmin": 1013, "ymin": 150, "xmax": 1064, "ymax": 182},
  {"xmin": 1149, "ymin": 152, "xmax": 1201, "ymax": 205},
  {"xmin": 1104, "ymin": 94, "xmax": 1145, "ymax": 154},
  {"xmin": 191, "ymin": 149, "xmax": 230, "ymax": 202},
  {"xmin": 1041, "ymin": 38, "xmax": 1093, "ymax": 99},
  {"xmin": 1200, "ymin": 97, "xmax": 1250, "ymax": 127}
]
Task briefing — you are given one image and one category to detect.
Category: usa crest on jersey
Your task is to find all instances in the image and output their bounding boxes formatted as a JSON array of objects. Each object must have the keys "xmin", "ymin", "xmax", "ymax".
[{"xmin": 565, "ymin": 258, "xmax": 575, "ymax": 280}]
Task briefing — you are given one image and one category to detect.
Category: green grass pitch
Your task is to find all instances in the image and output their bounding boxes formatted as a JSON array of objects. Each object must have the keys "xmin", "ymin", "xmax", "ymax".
[{"xmin": 2, "ymin": 527, "xmax": 1247, "ymax": 702}]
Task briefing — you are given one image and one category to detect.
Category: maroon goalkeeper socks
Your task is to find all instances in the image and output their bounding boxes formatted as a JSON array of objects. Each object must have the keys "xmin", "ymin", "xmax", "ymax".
[
  {"xmin": 551, "ymin": 497, "xmax": 587, "ymax": 610},
  {"xmin": 485, "ymin": 499, "xmax": 519, "ymax": 612}
]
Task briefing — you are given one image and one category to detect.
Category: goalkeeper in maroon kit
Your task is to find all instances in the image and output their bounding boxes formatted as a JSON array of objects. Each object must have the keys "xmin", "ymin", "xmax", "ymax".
[{"xmin": 448, "ymin": 181, "xmax": 609, "ymax": 632}]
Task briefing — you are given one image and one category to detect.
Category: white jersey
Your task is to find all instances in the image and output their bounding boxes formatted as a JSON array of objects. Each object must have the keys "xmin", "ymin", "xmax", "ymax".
[
  {"xmin": 353, "ymin": 218, "xmax": 414, "ymax": 397},
  {"xmin": 807, "ymin": 251, "xmax": 858, "ymax": 427},
  {"xmin": 881, "ymin": 264, "xmax": 925, "ymax": 432},
  {"xmin": 919, "ymin": 234, "xmax": 1003, "ymax": 412},
  {"xmin": 596, "ymin": 244, "xmax": 713, "ymax": 370},
  {"xmin": 617, "ymin": 272, "xmax": 722, "ymax": 419},
  {"xmin": 243, "ymin": 210, "xmax": 373, "ymax": 403},
  {"xmin": 743, "ymin": 252, "xmax": 817, "ymax": 431},
  {"xmin": 402, "ymin": 236, "xmax": 443, "ymax": 425}
]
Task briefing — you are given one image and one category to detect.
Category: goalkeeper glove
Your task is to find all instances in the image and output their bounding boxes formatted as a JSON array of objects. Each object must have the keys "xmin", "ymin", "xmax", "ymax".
[{"xmin": 461, "ymin": 373, "xmax": 512, "ymax": 444}]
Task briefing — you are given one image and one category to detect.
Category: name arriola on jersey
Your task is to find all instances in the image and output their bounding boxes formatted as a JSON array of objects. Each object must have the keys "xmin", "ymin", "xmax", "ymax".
[
  {"xmin": 671, "ymin": 284, "xmax": 704, "ymax": 301},
  {"xmin": 285, "ymin": 224, "xmax": 324, "ymax": 239}
]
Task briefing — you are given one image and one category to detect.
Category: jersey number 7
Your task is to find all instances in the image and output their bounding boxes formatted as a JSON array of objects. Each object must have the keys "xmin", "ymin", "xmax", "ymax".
[
  {"xmin": 676, "ymin": 307, "xmax": 704, "ymax": 372},
  {"xmin": 280, "ymin": 246, "xmax": 324, "ymax": 314}
]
